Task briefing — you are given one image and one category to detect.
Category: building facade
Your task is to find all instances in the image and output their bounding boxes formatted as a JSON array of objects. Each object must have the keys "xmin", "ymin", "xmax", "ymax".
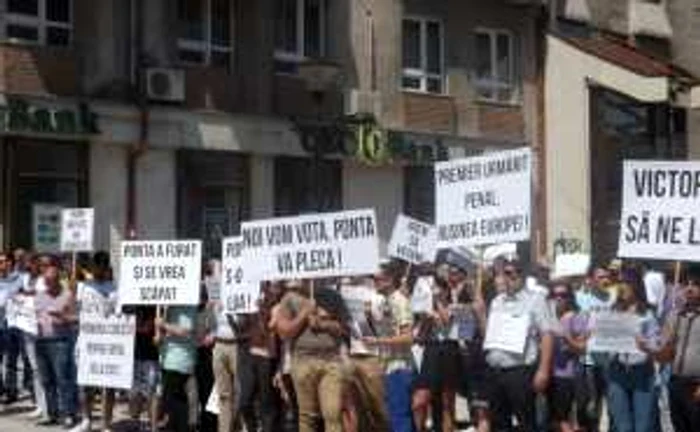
[
  {"xmin": 544, "ymin": 0, "xmax": 700, "ymax": 262},
  {"xmin": 0, "ymin": 0, "xmax": 543, "ymax": 261}
]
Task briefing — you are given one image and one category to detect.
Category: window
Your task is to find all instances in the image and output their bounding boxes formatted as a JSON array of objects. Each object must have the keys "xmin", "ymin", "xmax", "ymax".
[
  {"xmin": 401, "ymin": 17, "xmax": 444, "ymax": 94},
  {"xmin": 3, "ymin": 0, "xmax": 72, "ymax": 46},
  {"xmin": 274, "ymin": 157, "xmax": 341, "ymax": 216},
  {"xmin": 274, "ymin": 0, "xmax": 327, "ymax": 73},
  {"xmin": 474, "ymin": 29, "xmax": 518, "ymax": 103},
  {"xmin": 177, "ymin": 0, "xmax": 232, "ymax": 68}
]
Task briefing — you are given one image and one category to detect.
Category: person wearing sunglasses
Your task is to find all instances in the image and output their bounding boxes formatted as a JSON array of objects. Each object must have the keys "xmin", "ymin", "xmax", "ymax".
[
  {"xmin": 483, "ymin": 260, "xmax": 556, "ymax": 431},
  {"xmin": 548, "ymin": 281, "xmax": 587, "ymax": 432}
]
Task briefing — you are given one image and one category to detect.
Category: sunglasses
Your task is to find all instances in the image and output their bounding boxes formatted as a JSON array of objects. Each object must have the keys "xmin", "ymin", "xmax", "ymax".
[
  {"xmin": 503, "ymin": 269, "xmax": 518, "ymax": 277},
  {"xmin": 551, "ymin": 291, "xmax": 569, "ymax": 299}
]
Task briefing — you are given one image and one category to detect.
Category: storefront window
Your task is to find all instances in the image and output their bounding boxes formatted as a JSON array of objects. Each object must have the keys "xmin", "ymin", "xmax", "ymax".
[
  {"xmin": 5, "ymin": 139, "xmax": 87, "ymax": 250},
  {"xmin": 177, "ymin": 151, "xmax": 248, "ymax": 259},
  {"xmin": 274, "ymin": 156, "xmax": 341, "ymax": 216},
  {"xmin": 404, "ymin": 165, "xmax": 434, "ymax": 224}
]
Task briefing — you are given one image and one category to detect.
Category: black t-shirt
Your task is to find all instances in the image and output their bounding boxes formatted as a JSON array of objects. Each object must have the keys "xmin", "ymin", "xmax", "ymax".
[{"xmin": 123, "ymin": 305, "xmax": 159, "ymax": 361}]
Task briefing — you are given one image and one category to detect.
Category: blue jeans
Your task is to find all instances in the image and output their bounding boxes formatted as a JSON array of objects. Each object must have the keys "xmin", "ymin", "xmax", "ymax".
[
  {"xmin": 35, "ymin": 337, "xmax": 77, "ymax": 419},
  {"xmin": 0, "ymin": 326, "xmax": 22, "ymax": 398},
  {"xmin": 385, "ymin": 369, "xmax": 415, "ymax": 432},
  {"xmin": 607, "ymin": 362, "xmax": 657, "ymax": 432}
]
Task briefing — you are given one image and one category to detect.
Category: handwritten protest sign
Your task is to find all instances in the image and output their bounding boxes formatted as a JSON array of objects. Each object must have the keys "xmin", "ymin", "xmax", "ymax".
[
  {"xmin": 435, "ymin": 147, "xmax": 531, "ymax": 248},
  {"xmin": 241, "ymin": 209, "xmax": 380, "ymax": 281},
  {"xmin": 588, "ymin": 311, "xmax": 642, "ymax": 355},
  {"xmin": 7, "ymin": 294, "xmax": 38, "ymax": 335},
  {"xmin": 387, "ymin": 214, "xmax": 436, "ymax": 264},
  {"xmin": 221, "ymin": 237, "xmax": 259, "ymax": 314},
  {"xmin": 618, "ymin": 160, "xmax": 700, "ymax": 261},
  {"xmin": 77, "ymin": 284, "xmax": 135, "ymax": 389},
  {"xmin": 118, "ymin": 240, "xmax": 202, "ymax": 305},
  {"xmin": 60, "ymin": 208, "xmax": 94, "ymax": 252}
]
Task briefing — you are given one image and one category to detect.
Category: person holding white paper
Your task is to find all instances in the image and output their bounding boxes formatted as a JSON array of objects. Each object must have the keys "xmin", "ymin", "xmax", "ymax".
[
  {"xmin": 70, "ymin": 252, "xmax": 118, "ymax": 432},
  {"xmin": 603, "ymin": 268, "xmax": 661, "ymax": 432},
  {"xmin": 483, "ymin": 260, "xmax": 556, "ymax": 431}
]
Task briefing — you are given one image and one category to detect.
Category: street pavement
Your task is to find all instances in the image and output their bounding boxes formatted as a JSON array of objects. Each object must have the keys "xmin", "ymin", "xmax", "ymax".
[{"xmin": 0, "ymin": 394, "xmax": 142, "ymax": 432}]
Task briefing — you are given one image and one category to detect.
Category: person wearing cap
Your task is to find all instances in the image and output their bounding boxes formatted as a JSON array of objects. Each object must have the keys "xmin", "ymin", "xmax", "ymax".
[
  {"xmin": 643, "ymin": 264, "xmax": 700, "ymax": 431},
  {"xmin": 483, "ymin": 260, "xmax": 556, "ymax": 431},
  {"xmin": 275, "ymin": 279, "xmax": 350, "ymax": 432}
]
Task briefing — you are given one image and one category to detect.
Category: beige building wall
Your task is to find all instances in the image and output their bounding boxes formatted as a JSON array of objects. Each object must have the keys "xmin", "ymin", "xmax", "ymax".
[{"xmin": 545, "ymin": 35, "xmax": 669, "ymax": 258}]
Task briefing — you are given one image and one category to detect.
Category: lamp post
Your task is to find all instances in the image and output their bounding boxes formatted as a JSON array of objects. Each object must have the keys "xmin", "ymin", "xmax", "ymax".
[{"xmin": 296, "ymin": 59, "xmax": 343, "ymax": 212}]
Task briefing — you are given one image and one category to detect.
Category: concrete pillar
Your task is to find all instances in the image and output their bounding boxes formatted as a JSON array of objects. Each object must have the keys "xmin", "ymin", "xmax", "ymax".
[
  {"xmin": 250, "ymin": 155, "xmax": 275, "ymax": 219},
  {"xmin": 90, "ymin": 143, "xmax": 127, "ymax": 251},
  {"xmin": 136, "ymin": 149, "xmax": 176, "ymax": 239},
  {"xmin": 342, "ymin": 162, "xmax": 403, "ymax": 257}
]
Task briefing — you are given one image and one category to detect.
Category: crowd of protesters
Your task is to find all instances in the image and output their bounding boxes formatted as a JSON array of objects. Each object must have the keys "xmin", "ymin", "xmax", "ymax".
[{"xmin": 0, "ymin": 247, "xmax": 698, "ymax": 432}]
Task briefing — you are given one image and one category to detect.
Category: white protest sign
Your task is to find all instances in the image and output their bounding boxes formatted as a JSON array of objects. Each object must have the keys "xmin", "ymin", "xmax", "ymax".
[
  {"xmin": 241, "ymin": 209, "xmax": 380, "ymax": 281},
  {"xmin": 553, "ymin": 253, "xmax": 591, "ymax": 279},
  {"xmin": 7, "ymin": 295, "xmax": 38, "ymax": 335},
  {"xmin": 435, "ymin": 147, "xmax": 531, "ymax": 248},
  {"xmin": 618, "ymin": 160, "xmax": 700, "ymax": 261},
  {"xmin": 221, "ymin": 237, "xmax": 259, "ymax": 314},
  {"xmin": 483, "ymin": 310, "xmax": 529, "ymax": 354},
  {"xmin": 588, "ymin": 311, "xmax": 642, "ymax": 355},
  {"xmin": 118, "ymin": 240, "xmax": 202, "ymax": 305},
  {"xmin": 60, "ymin": 208, "xmax": 94, "ymax": 252},
  {"xmin": 76, "ymin": 286, "xmax": 135, "ymax": 389},
  {"xmin": 387, "ymin": 214, "xmax": 436, "ymax": 264}
]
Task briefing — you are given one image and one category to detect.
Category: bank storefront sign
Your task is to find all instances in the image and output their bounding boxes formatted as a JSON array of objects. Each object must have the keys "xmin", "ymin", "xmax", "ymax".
[
  {"xmin": 0, "ymin": 96, "xmax": 100, "ymax": 136},
  {"xmin": 298, "ymin": 116, "xmax": 449, "ymax": 165}
]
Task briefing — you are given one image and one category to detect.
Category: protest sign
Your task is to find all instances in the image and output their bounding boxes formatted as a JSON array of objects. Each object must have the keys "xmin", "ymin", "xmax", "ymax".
[
  {"xmin": 118, "ymin": 240, "xmax": 202, "ymax": 305},
  {"xmin": 341, "ymin": 284, "xmax": 381, "ymax": 337},
  {"xmin": 76, "ymin": 313, "xmax": 136, "ymax": 389},
  {"xmin": 435, "ymin": 147, "xmax": 531, "ymax": 248},
  {"xmin": 60, "ymin": 208, "xmax": 94, "ymax": 252},
  {"xmin": 618, "ymin": 160, "xmax": 700, "ymax": 261},
  {"xmin": 241, "ymin": 209, "xmax": 380, "ymax": 281},
  {"xmin": 553, "ymin": 253, "xmax": 591, "ymax": 279},
  {"xmin": 588, "ymin": 311, "xmax": 642, "ymax": 355},
  {"xmin": 387, "ymin": 214, "xmax": 436, "ymax": 264},
  {"xmin": 7, "ymin": 294, "xmax": 38, "ymax": 335},
  {"xmin": 221, "ymin": 236, "xmax": 259, "ymax": 314},
  {"xmin": 77, "ymin": 285, "xmax": 135, "ymax": 389},
  {"xmin": 33, "ymin": 204, "xmax": 62, "ymax": 253},
  {"xmin": 483, "ymin": 310, "xmax": 529, "ymax": 354}
]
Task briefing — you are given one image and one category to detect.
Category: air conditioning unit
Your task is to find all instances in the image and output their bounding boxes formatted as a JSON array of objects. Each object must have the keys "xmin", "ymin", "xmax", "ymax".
[
  {"xmin": 344, "ymin": 89, "xmax": 380, "ymax": 116},
  {"xmin": 146, "ymin": 68, "xmax": 185, "ymax": 102}
]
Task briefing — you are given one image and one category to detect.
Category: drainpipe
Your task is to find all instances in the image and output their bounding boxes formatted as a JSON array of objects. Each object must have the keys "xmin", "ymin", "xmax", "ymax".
[{"xmin": 126, "ymin": 0, "xmax": 149, "ymax": 240}]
